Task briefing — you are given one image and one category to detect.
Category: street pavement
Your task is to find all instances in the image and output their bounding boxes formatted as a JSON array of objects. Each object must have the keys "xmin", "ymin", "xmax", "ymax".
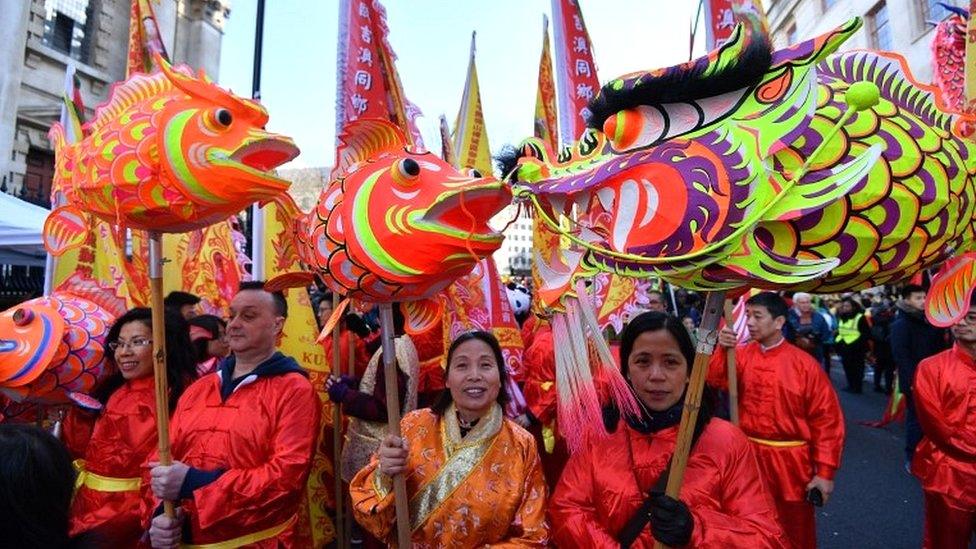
[{"xmin": 817, "ymin": 363, "xmax": 924, "ymax": 548}]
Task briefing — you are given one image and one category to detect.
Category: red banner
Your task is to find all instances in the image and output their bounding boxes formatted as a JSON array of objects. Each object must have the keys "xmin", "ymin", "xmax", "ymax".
[
  {"xmin": 551, "ymin": 0, "xmax": 600, "ymax": 145},
  {"xmin": 335, "ymin": 0, "xmax": 423, "ymax": 148},
  {"xmin": 704, "ymin": 0, "xmax": 738, "ymax": 49}
]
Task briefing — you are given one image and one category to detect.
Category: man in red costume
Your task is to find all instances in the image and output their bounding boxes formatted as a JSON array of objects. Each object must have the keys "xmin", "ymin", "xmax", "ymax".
[
  {"xmin": 146, "ymin": 281, "xmax": 320, "ymax": 548},
  {"xmin": 710, "ymin": 291, "xmax": 845, "ymax": 549},
  {"xmin": 912, "ymin": 295, "xmax": 976, "ymax": 547}
]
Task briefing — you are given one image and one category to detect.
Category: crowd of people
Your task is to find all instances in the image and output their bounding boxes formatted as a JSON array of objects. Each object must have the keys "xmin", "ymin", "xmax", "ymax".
[{"xmin": 1, "ymin": 279, "xmax": 974, "ymax": 548}]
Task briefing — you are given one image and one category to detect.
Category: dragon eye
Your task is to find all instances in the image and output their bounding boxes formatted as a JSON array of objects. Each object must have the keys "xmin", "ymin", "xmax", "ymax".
[
  {"xmin": 214, "ymin": 108, "xmax": 233, "ymax": 127},
  {"xmin": 392, "ymin": 158, "xmax": 421, "ymax": 186},
  {"xmin": 12, "ymin": 308, "xmax": 33, "ymax": 326},
  {"xmin": 468, "ymin": 169, "xmax": 483, "ymax": 178}
]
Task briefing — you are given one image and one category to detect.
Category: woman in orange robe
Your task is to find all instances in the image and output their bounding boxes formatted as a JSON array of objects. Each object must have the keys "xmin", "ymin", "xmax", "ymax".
[
  {"xmin": 68, "ymin": 308, "xmax": 196, "ymax": 544},
  {"xmin": 350, "ymin": 331, "xmax": 549, "ymax": 546},
  {"xmin": 550, "ymin": 312, "xmax": 787, "ymax": 547}
]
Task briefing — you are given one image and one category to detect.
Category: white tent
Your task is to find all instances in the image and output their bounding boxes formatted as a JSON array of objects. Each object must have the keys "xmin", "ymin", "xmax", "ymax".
[{"xmin": 0, "ymin": 191, "xmax": 49, "ymax": 266}]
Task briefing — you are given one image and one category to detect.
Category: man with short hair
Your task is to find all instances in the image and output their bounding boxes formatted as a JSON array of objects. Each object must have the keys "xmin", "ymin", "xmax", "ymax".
[
  {"xmin": 912, "ymin": 296, "xmax": 976, "ymax": 547},
  {"xmin": 788, "ymin": 292, "xmax": 831, "ymax": 368},
  {"xmin": 163, "ymin": 291, "xmax": 201, "ymax": 320},
  {"xmin": 710, "ymin": 291, "xmax": 845, "ymax": 549},
  {"xmin": 146, "ymin": 281, "xmax": 320, "ymax": 547},
  {"xmin": 890, "ymin": 284, "xmax": 947, "ymax": 464},
  {"xmin": 646, "ymin": 290, "xmax": 667, "ymax": 313}
]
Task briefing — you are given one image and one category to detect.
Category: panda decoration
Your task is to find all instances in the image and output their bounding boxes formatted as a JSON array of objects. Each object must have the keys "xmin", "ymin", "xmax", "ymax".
[{"xmin": 506, "ymin": 283, "xmax": 531, "ymax": 327}]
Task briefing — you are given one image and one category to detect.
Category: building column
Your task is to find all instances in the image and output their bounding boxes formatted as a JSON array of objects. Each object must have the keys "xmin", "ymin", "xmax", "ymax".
[{"xmin": 0, "ymin": 1, "xmax": 31, "ymax": 193}]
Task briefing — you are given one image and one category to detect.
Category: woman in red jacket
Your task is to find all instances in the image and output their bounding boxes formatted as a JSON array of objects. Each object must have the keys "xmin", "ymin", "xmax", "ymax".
[
  {"xmin": 68, "ymin": 307, "xmax": 196, "ymax": 544},
  {"xmin": 549, "ymin": 311, "xmax": 787, "ymax": 547}
]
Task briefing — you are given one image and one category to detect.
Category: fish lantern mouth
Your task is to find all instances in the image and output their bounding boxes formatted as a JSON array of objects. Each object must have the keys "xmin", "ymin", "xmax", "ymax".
[
  {"xmin": 421, "ymin": 181, "xmax": 512, "ymax": 247},
  {"xmin": 229, "ymin": 136, "xmax": 300, "ymax": 172}
]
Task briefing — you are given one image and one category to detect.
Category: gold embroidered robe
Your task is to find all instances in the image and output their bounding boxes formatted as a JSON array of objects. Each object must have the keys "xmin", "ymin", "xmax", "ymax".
[{"xmin": 349, "ymin": 404, "xmax": 549, "ymax": 547}]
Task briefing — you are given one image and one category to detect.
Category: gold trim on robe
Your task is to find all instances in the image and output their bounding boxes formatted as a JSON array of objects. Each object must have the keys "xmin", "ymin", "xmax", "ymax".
[{"xmin": 408, "ymin": 403, "xmax": 502, "ymax": 531}]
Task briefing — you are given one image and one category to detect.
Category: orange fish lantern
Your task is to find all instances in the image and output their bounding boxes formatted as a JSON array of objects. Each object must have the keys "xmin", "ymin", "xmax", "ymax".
[
  {"xmin": 270, "ymin": 119, "xmax": 511, "ymax": 331},
  {"xmin": 44, "ymin": 53, "xmax": 299, "ymax": 256},
  {"xmin": 0, "ymin": 292, "xmax": 117, "ymax": 408}
]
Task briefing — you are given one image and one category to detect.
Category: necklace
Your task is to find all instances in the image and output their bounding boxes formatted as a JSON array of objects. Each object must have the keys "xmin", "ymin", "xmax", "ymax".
[{"xmin": 456, "ymin": 412, "xmax": 479, "ymax": 431}]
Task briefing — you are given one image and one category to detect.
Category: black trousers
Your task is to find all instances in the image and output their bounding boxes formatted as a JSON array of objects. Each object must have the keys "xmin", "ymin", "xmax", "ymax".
[{"xmin": 838, "ymin": 345, "xmax": 866, "ymax": 392}]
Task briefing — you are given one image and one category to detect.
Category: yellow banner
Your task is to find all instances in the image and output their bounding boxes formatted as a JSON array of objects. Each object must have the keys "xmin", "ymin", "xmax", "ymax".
[
  {"xmin": 534, "ymin": 15, "xmax": 558, "ymax": 154},
  {"xmin": 451, "ymin": 32, "xmax": 493, "ymax": 176},
  {"xmin": 161, "ymin": 221, "xmax": 245, "ymax": 315},
  {"xmin": 261, "ymin": 202, "xmax": 335, "ymax": 546}
]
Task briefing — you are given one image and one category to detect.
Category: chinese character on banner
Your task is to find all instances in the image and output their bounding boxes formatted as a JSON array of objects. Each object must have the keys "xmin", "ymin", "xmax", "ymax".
[
  {"xmin": 574, "ymin": 59, "xmax": 591, "ymax": 77},
  {"xmin": 573, "ymin": 14, "xmax": 583, "ymax": 30},
  {"xmin": 358, "ymin": 1, "xmax": 369, "ymax": 18},
  {"xmin": 573, "ymin": 36, "xmax": 588, "ymax": 53},
  {"xmin": 357, "ymin": 47, "xmax": 372, "ymax": 66},
  {"xmin": 351, "ymin": 93, "xmax": 368, "ymax": 114},
  {"xmin": 354, "ymin": 70, "xmax": 372, "ymax": 90},
  {"xmin": 360, "ymin": 25, "xmax": 372, "ymax": 43},
  {"xmin": 575, "ymin": 83, "xmax": 593, "ymax": 100}
]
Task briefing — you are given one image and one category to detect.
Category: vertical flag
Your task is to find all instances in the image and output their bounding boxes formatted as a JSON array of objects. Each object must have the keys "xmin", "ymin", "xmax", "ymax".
[
  {"xmin": 451, "ymin": 32, "xmax": 493, "ymax": 176},
  {"xmin": 534, "ymin": 15, "xmax": 559, "ymax": 154},
  {"xmin": 335, "ymin": 0, "xmax": 424, "ymax": 148},
  {"xmin": 551, "ymin": 0, "xmax": 600, "ymax": 145}
]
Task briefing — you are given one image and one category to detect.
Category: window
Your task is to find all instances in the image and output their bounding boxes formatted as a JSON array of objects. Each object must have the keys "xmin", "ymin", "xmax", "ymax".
[
  {"xmin": 868, "ymin": 2, "xmax": 892, "ymax": 51},
  {"xmin": 42, "ymin": 0, "xmax": 93, "ymax": 63},
  {"xmin": 919, "ymin": 0, "xmax": 954, "ymax": 22},
  {"xmin": 786, "ymin": 21, "xmax": 798, "ymax": 44},
  {"xmin": 22, "ymin": 148, "xmax": 55, "ymax": 208}
]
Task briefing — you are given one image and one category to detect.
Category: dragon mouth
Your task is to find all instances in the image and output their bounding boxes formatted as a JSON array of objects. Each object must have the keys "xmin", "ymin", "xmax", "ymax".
[
  {"xmin": 230, "ymin": 136, "xmax": 300, "ymax": 171},
  {"xmin": 422, "ymin": 183, "xmax": 512, "ymax": 242}
]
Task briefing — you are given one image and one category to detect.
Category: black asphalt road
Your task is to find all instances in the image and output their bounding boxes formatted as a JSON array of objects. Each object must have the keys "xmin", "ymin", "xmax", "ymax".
[{"xmin": 817, "ymin": 362, "xmax": 923, "ymax": 548}]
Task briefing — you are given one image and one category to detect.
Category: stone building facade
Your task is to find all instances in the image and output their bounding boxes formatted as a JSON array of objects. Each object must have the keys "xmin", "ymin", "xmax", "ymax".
[
  {"xmin": 765, "ymin": 0, "xmax": 960, "ymax": 84},
  {"xmin": 0, "ymin": 0, "xmax": 231, "ymax": 208}
]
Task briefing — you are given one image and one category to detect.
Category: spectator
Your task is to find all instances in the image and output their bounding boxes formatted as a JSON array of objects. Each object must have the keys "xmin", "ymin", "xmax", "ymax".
[
  {"xmin": 188, "ymin": 314, "xmax": 229, "ymax": 376},
  {"xmin": 647, "ymin": 290, "xmax": 667, "ymax": 314},
  {"xmin": 890, "ymin": 284, "xmax": 948, "ymax": 465},
  {"xmin": 163, "ymin": 291, "xmax": 201, "ymax": 320},
  {"xmin": 835, "ymin": 297, "xmax": 871, "ymax": 393},
  {"xmin": 868, "ymin": 300, "xmax": 896, "ymax": 394},
  {"xmin": 788, "ymin": 292, "xmax": 831, "ymax": 368}
]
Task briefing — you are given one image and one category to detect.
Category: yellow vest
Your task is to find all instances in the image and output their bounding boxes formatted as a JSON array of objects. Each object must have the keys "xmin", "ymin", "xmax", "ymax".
[{"xmin": 837, "ymin": 314, "xmax": 863, "ymax": 345}]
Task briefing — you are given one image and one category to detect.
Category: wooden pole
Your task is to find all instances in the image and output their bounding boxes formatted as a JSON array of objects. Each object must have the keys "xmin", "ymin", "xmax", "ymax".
[
  {"xmin": 345, "ymin": 330, "xmax": 355, "ymax": 543},
  {"xmin": 378, "ymin": 303, "xmax": 411, "ymax": 548},
  {"xmin": 148, "ymin": 231, "xmax": 175, "ymax": 518},
  {"xmin": 331, "ymin": 294, "xmax": 345, "ymax": 549},
  {"xmin": 655, "ymin": 290, "xmax": 725, "ymax": 549},
  {"xmin": 723, "ymin": 299, "xmax": 740, "ymax": 426}
]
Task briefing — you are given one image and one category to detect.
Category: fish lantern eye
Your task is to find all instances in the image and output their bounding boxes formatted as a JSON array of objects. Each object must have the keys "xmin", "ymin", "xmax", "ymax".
[
  {"xmin": 12, "ymin": 308, "xmax": 33, "ymax": 326},
  {"xmin": 467, "ymin": 168, "xmax": 483, "ymax": 178},
  {"xmin": 213, "ymin": 108, "xmax": 233, "ymax": 128},
  {"xmin": 392, "ymin": 158, "xmax": 421, "ymax": 187}
]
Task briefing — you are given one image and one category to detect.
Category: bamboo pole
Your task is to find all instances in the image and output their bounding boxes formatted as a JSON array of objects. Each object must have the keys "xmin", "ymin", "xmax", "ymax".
[
  {"xmin": 148, "ymin": 231, "xmax": 175, "ymax": 518},
  {"xmin": 331, "ymin": 293, "xmax": 345, "ymax": 549},
  {"xmin": 724, "ymin": 299, "xmax": 739, "ymax": 426},
  {"xmin": 378, "ymin": 303, "xmax": 410, "ymax": 547},
  {"xmin": 655, "ymin": 290, "xmax": 725, "ymax": 549}
]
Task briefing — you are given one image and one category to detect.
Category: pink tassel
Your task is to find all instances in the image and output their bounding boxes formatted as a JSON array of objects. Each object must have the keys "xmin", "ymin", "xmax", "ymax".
[
  {"xmin": 574, "ymin": 280, "xmax": 641, "ymax": 421},
  {"xmin": 552, "ymin": 311, "xmax": 603, "ymax": 453}
]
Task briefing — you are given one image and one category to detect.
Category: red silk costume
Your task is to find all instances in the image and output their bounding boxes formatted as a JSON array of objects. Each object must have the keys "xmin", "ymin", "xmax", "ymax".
[
  {"xmin": 912, "ymin": 345, "xmax": 976, "ymax": 548},
  {"xmin": 142, "ymin": 361, "xmax": 320, "ymax": 547},
  {"xmin": 69, "ymin": 376, "xmax": 157, "ymax": 543},
  {"xmin": 709, "ymin": 340, "xmax": 845, "ymax": 549},
  {"xmin": 349, "ymin": 406, "xmax": 550, "ymax": 547},
  {"xmin": 550, "ymin": 418, "xmax": 787, "ymax": 547}
]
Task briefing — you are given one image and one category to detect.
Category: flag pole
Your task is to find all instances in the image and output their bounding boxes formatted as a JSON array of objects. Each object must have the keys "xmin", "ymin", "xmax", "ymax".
[
  {"xmin": 378, "ymin": 303, "xmax": 411, "ymax": 547},
  {"xmin": 248, "ymin": 0, "xmax": 266, "ymax": 276}
]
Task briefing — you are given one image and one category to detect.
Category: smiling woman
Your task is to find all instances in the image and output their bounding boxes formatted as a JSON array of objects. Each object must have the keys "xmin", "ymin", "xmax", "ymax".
[
  {"xmin": 66, "ymin": 307, "xmax": 197, "ymax": 546},
  {"xmin": 549, "ymin": 311, "xmax": 788, "ymax": 547},
  {"xmin": 349, "ymin": 330, "xmax": 549, "ymax": 547}
]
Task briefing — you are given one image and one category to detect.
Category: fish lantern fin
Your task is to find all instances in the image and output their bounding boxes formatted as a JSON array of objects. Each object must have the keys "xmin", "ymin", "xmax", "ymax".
[
  {"xmin": 334, "ymin": 119, "xmax": 407, "ymax": 176},
  {"xmin": 43, "ymin": 206, "xmax": 89, "ymax": 256},
  {"xmin": 265, "ymin": 272, "xmax": 316, "ymax": 293},
  {"xmin": 316, "ymin": 298, "xmax": 351, "ymax": 343},
  {"xmin": 925, "ymin": 253, "xmax": 976, "ymax": 327},
  {"xmin": 68, "ymin": 391, "xmax": 103, "ymax": 411},
  {"xmin": 403, "ymin": 298, "xmax": 443, "ymax": 336}
]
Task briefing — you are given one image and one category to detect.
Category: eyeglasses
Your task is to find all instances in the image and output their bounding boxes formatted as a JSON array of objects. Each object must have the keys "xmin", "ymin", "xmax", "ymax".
[
  {"xmin": 108, "ymin": 338, "xmax": 153, "ymax": 352},
  {"xmin": 963, "ymin": 313, "xmax": 976, "ymax": 324}
]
